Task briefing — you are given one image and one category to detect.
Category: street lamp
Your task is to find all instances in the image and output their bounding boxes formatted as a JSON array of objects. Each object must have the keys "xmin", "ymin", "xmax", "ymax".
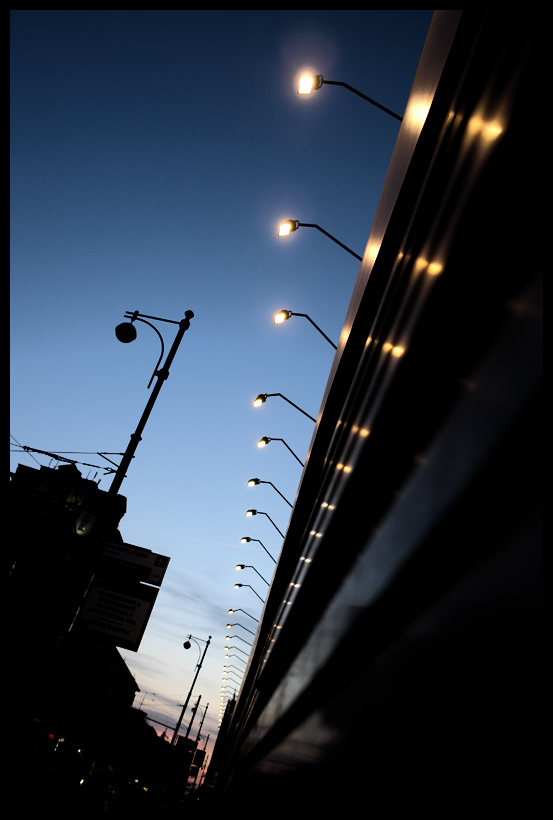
[
  {"xmin": 110, "ymin": 309, "xmax": 194, "ymax": 499},
  {"xmin": 240, "ymin": 537, "xmax": 277, "ymax": 564},
  {"xmin": 225, "ymin": 633, "xmax": 253, "ymax": 646},
  {"xmin": 227, "ymin": 607, "xmax": 259, "ymax": 621},
  {"xmin": 296, "ymin": 73, "xmax": 403, "ymax": 121},
  {"xmin": 257, "ymin": 437, "xmax": 304, "ymax": 468},
  {"xmin": 253, "ymin": 392, "xmax": 316, "ymax": 423},
  {"xmin": 224, "ymin": 645, "xmax": 249, "ymax": 657},
  {"xmin": 274, "ymin": 310, "xmax": 337, "ymax": 350},
  {"xmin": 245, "ymin": 509, "xmax": 284, "ymax": 538},
  {"xmin": 170, "ymin": 634, "xmax": 211, "ymax": 747},
  {"xmin": 247, "ymin": 478, "xmax": 292, "ymax": 508},
  {"xmin": 233, "ymin": 583, "xmax": 265, "ymax": 603},
  {"xmin": 278, "ymin": 220, "xmax": 362, "ymax": 262},
  {"xmin": 235, "ymin": 564, "xmax": 270, "ymax": 585}
]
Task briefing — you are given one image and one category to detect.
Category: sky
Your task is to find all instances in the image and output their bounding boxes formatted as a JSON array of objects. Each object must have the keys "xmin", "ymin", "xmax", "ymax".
[{"xmin": 10, "ymin": 9, "xmax": 434, "ymax": 767}]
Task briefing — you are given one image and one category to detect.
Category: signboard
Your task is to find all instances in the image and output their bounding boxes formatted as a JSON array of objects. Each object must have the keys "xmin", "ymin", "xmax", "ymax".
[
  {"xmin": 101, "ymin": 542, "xmax": 170, "ymax": 586},
  {"xmin": 78, "ymin": 579, "xmax": 159, "ymax": 652}
]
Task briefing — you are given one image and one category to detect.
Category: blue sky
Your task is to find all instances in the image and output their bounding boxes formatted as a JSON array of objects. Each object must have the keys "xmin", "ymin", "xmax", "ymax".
[{"xmin": 10, "ymin": 9, "xmax": 433, "ymax": 760}]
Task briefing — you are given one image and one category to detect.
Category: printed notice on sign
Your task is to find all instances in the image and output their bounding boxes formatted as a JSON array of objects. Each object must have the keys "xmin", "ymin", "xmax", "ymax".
[
  {"xmin": 78, "ymin": 581, "xmax": 159, "ymax": 652},
  {"xmin": 102, "ymin": 542, "xmax": 170, "ymax": 586}
]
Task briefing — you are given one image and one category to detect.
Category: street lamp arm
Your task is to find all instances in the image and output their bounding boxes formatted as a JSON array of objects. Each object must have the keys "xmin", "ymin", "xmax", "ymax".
[
  {"xmin": 264, "ymin": 481, "xmax": 293, "ymax": 508},
  {"xmin": 291, "ymin": 313, "xmax": 337, "ymax": 350},
  {"xmin": 321, "ymin": 80, "xmax": 403, "ymax": 121},
  {"xmin": 271, "ymin": 439, "xmax": 304, "ymax": 468},
  {"xmin": 298, "ymin": 224, "xmax": 362, "ymax": 262},
  {"xmin": 130, "ymin": 316, "xmax": 165, "ymax": 389},
  {"xmin": 274, "ymin": 393, "xmax": 316, "ymax": 422}
]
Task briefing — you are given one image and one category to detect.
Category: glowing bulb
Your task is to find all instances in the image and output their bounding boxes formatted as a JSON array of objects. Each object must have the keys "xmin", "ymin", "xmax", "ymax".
[
  {"xmin": 298, "ymin": 75, "xmax": 315, "ymax": 94},
  {"xmin": 279, "ymin": 222, "xmax": 292, "ymax": 236}
]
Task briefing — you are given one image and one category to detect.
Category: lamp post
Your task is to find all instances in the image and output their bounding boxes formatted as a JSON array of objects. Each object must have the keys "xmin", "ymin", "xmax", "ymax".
[
  {"xmin": 110, "ymin": 309, "xmax": 194, "ymax": 499},
  {"xmin": 239, "ymin": 537, "xmax": 277, "ymax": 564},
  {"xmin": 235, "ymin": 564, "xmax": 270, "ymax": 585},
  {"xmin": 297, "ymin": 73, "xmax": 403, "ymax": 121},
  {"xmin": 225, "ymin": 633, "xmax": 253, "ymax": 646},
  {"xmin": 225, "ymin": 645, "xmax": 249, "ymax": 657},
  {"xmin": 257, "ymin": 436, "xmax": 304, "ymax": 468},
  {"xmin": 245, "ymin": 509, "xmax": 284, "ymax": 538},
  {"xmin": 253, "ymin": 392, "xmax": 316, "ymax": 423},
  {"xmin": 68, "ymin": 309, "xmax": 194, "ymax": 638},
  {"xmin": 274, "ymin": 310, "xmax": 337, "ymax": 350},
  {"xmin": 226, "ymin": 622, "xmax": 256, "ymax": 636},
  {"xmin": 247, "ymin": 478, "xmax": 292, "ymax": 508},
  {"xmin": 278, "ymin": 221, "xmax": 362, "ymax": 262},
  {"xmin": 233, "ymin": 582, "xmax": 265, "ymax": 603},
  {"xmin": 227, "ymin": 607, "xmax": 259, "ymax": 621},
  {"xmin": 170, "ymin": 634, "xmax": 211, "ymax": 747}
]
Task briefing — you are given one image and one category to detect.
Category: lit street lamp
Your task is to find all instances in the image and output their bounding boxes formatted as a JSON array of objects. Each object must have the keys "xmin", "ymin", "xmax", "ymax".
[
  {"xmin": 233, "ymin": 583, "xmax": 265, "ymax": 603},
  {"xmin": 227, "ymin": 607, "xmax": 259, "ymax": 621},
  {"xmin": 235, "ymin": 564, "xmax": 270, "ymax": 585},
  {"xmin": 247, "ymin": 477, "xmax": 292, "ymax": 507},
  {"xmin": 274, "ymin": 310, "xmax": 337, "ymax": 350},
  {"xmin": 245, "ymin": 509, "xmax": 284, "ymax": 538},
  {"xmin": 239, "ymin": 537, "xmax": 277, "ymax": 564},
  {"xmin": 278, "ymin": 220, "xmax": 362, "ymax": 262},
  {"xmin": 253, "ymin": 392, "xmax": 316, "ymax": 423},
  {"xmin": 257, "ymin": 437, "xmax": 304, "ymax": 468},
  {"xmin": 297, "ymin": 73, "xmax": 403, "ymax": 121}
]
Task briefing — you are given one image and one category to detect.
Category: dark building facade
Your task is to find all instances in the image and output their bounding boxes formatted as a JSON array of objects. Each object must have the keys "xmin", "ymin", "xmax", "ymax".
[{"xmin": 211, "ymin": 10, "xmax": 543, "ymax": 816}]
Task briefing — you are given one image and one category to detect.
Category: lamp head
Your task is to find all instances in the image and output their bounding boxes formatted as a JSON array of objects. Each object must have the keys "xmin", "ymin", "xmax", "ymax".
[
  {"xmin": 253, "ymin": 394, "xmax": 267, "ymax": 407},
  {"xmin": 245, "ymin": 509, "xmax": 257, "ymax": 517},
  {"xmin": 274, "ymin": 310, "xmax": 292, "ymax": 324},
  {"xmin": 235, "ymin": 564, "xmax": 245, "ymax": 571},
  {"xmin": 297, "ymin": 74, "xmax": 323, "ymax": 94},
  {"xmin": 278, "ymin": 220, "xmax": 298, "ymax": 237},
  {"xmin": 115, "ymin": 322, "xmax": 137, "ymax": 343},
  {"xmin": 240, "ymin": 537, "xmax": 251, "ymax": 543},
  {"xmin": 234, "ymin": 583, "xmax": 243, "ymax": 589},
  {"xmin": 257, "ymin": 437, "xmax": 270, "ymax": 448},
  {"xmin": 227, "ymin": 609, "xmax": 234, "ymax": 614},
  {"xmin": 247, "ymin": 478, "xmax": 260, "ymax": 487},
  {"xmin": 183, "ymin": 640, "xmax": 192, "ymax": 650}
]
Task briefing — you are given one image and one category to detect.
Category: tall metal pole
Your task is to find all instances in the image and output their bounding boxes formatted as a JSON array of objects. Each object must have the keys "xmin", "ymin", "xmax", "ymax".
[
  {"xmin": 108, "ymin": 310, "xmax": 194, "ymax": 499},
  {"xmin": 171, "ymin": 635, "xmax": 211, "ymax": 747}
]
